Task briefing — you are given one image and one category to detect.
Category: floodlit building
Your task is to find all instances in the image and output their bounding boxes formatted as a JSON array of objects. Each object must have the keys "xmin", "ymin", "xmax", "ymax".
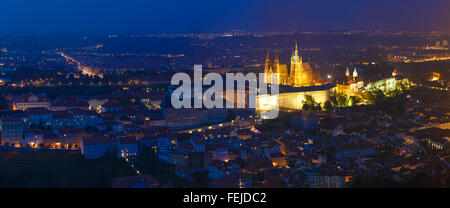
[
  {"xmin": 364, "ymin": 69, "xmax": 409, "ymax": 92},
  {"xmin": 257, "ymin": 43, "xmax": 336, "ymax": 113},
  {"xmin": 264, "ymin": 43, "xmax": 317, "ymax": 87},
  {"xmin": 336, "ymin": 67, "xmax": 364, "ymax": 97},
  {"xmin": 13, "ymin": 93, "xmax": 50, "ymax": 111}
]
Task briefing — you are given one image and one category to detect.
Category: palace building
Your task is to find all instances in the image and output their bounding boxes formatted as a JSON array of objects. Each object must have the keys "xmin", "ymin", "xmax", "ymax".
[
  {"xmin": 336, "ymin": 67, "xmax": 364, "ymax": 96},
  {"xmin": 364, "ymin": 69, "xmax": 409, "ymax": 92},
  {"xmin": 257, "ymin": 44, "xmax": 410, "ymax": 117}
]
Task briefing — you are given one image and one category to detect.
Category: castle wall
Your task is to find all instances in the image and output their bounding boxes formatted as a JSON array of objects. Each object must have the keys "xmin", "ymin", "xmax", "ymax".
[{"xmin": 256, "ymin": 86, "xmax": 335, "ymax": 112}]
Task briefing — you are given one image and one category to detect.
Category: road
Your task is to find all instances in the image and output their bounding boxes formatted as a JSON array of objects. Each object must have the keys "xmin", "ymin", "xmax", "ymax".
[{"xmin": 59, "ymin": 52, "xmax": 103, "ymax": 78}]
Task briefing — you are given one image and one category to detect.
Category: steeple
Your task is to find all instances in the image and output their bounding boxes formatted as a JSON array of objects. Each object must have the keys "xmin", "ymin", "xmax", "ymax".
[
  {"xmin": 291, "ymin": 42, "xmax": 300, "ymax": 63},
  {"xmin": 274, "ymin": 51, "xmax": 279, "ymax": 65},
  {"xmin": 294, "ymin": 41, "xmax": 299, "ymax": 57},
  {"xmin": 264, "ymin": 50, "xmax": 271, "ymax": 83},
  {"xmin": 274, "ymin": 51, "xmax": 280, "ymax": 84},
  {"xmin": 353, "ymin": 68, "xmax": 358, "ymax": 77},
  {"xmin": 345, "ymin": 67, "xmax": 350, "ymax": 77}
]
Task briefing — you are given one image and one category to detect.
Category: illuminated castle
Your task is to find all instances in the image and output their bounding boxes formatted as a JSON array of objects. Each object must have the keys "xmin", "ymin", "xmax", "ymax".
[
  {"xmin": 264, "ymin": 43, "xmax": 317, "ymax": 87},
  {"xmin": 257, "ymin": 43, "xmax": 336, "ymax": 114},
  {"xmin": 336, "ymin": 67, "xmax": 364, "ymax": 96}
]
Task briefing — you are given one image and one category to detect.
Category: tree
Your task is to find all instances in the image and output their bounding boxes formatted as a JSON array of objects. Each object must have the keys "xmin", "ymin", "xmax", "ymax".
[
  {"xmin": 330, "ymin": 91, "xmax": 338, "ymax": 106},
  {"xmin": 363, "ymin": 87, "xmax": 408, "ymax": 114},
  {"xmin": 348, "ymin": 96, "xmax": 360, "ymax": 107},
  {"xmin": 302, "ymin": 95, "xmax": 320, "ymax": 111},
  {"xmin": 302, "ymin": 103, "xmax": 311, "ymax": 111},
  {"xmin": 330, "ymin": 91, "xmax": 349, "ymax": 108},
  {"xmin": 363, "ymin": 89, "xmax": 384, "ymax": 104},
  {"xmin": 324, "ymin": 101, "xmax": 333, "ymax": 112},
  {"xmin": 379, "ymin": 93, "xmax": 407, "ymax": 114},
  {"xmin": 336, "ymin": 93, "xmax": 348, "ymax": 107},
  {"xmin": 313, "ymin": 104, "xmax": 322, "ymax": 111}
]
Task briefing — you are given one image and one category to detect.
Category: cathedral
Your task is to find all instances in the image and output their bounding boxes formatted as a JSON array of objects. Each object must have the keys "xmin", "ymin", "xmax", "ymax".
[
  {"xmin": 257, "ymin": 43, "xmax": 336, "ymax": 115},
  {"xmin": 264, "ymin": 43, "xmax": 317, "ymax": 87}
]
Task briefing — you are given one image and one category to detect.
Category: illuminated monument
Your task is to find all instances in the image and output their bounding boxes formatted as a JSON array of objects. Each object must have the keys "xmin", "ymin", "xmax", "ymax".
[
  {"xmin": 336, "ymin": 67, "xmax": 364, "ymax": 96},
  {"xmin": 257, "ymin": 43, "xmax": 335, "ymax": 113},
  {"xmin": 264, "ymin": 42, "xmax": 317, "ymax": 87}
]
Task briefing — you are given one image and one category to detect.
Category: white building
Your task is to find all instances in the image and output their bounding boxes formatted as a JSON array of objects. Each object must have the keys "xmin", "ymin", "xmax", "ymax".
[{"xmin": 13, "ymin": 93, "xmax": 50, "ymax": 111}]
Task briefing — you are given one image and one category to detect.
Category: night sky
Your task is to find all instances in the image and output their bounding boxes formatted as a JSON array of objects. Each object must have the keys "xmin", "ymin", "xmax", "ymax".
[{"xmin": 1, "ymin": 0, "xmax": 449, "ymax": 35}]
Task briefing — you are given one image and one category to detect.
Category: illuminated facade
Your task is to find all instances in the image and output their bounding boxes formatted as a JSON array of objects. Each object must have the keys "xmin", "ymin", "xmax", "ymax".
[
  {"xmin": 364, "ymin": 69, "xmax": 409, "ymax": 92},
  {"xmin": 258, "ymin": 43, "xmax": 334, "ymax": 113},
  {"xmin": 289, "ymin": 43, "xmax": 316, "ymax": 87},
  {"xmin": 13, "ymin": 93, "xmax": 50, "ymax": 111},
  {"xmin": 336, "ymin": 67, "xmax": 364, "ymax": 97},
  {"xmin": 264, "ymin": 43, "xmax": 317, "ymax": 87},
  {"xmin": 257, "ymin": 84, "xmax": 335, "ymax": 112}
]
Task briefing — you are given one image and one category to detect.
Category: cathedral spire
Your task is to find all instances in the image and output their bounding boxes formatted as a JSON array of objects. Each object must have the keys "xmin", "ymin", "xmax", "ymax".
[
  {"xmin": 353, "ymin": 68, "xmax": 358, "ymax": 77},
  {"xmin": 264, "ymin": 50, "xmax": 271, "ymax": 83},
  {"xmin": 274, "ymin": 51, "xmax": 280, "ymax": 76},
  {"xmin": 274, "ymin": 51, "xmax": 279, "ymax": 63},
  {"xmin": 345, "ymin": 67, "xmax": 350, "ymax": 77}
]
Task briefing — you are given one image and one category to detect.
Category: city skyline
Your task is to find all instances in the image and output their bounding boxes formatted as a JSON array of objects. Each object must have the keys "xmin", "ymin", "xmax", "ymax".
[
  {"xmin": 1, "ymin": 0, "xmax": 450, "ymax": 35},
  {"xmin": 0, "ymin": 0, "xmax": 449, "ymax": 191}
]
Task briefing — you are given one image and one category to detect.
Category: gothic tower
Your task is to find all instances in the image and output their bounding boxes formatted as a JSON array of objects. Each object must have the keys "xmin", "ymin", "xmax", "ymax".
[
  {"xmin": 264, "ymin": 50, "xmax": 272, "ymax": 84},
  {"xmin": 273, "ymin": 52, "xmax": 280, "ymax": 85},
  {"xmin": 353, "ymin": 68, "xmax": 358, "ymax": 77},
  {"xmin": 289, "ymin": 42, "xmax": 304, "ymax": 87},
  {"xmin": 274, "ymin": 52, "xmax": 289, "ymax": 86},
  {"xmin": 274, "ymin": 52, "xmax": 280, "ymax": 74}
]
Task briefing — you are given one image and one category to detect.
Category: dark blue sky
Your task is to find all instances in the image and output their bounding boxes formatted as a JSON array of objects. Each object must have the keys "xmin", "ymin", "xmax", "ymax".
[{"xmin": 1, "ymin": 0, "xmax": 449, "ymax": 35}]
